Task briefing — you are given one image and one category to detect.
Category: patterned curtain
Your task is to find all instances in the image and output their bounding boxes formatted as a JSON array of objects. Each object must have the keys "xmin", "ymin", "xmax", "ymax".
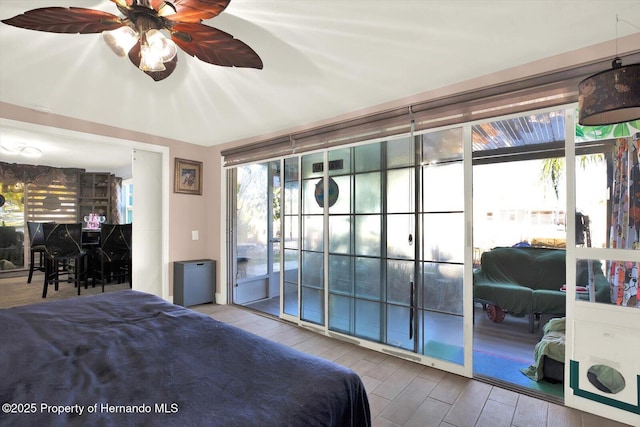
[
  {"xmin": 0, "ymin": 162, "xmax": 82, "ymax": 186},
  {"xmin": 607, "ymin": 133, "xmax": 640, "ymax": 307},
  {"xmin": 110, "ymin": 176, "xmax": 123, "ymax": 224}
]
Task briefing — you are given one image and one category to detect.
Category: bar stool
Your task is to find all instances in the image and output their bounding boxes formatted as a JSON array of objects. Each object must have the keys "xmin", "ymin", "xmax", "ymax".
[
  {"xmin": 42, "ymin": 223, "xmax": 86, "ymax": 298},
  {"xmin": 26, "ymin": 221, "xmax": 49, "ymax": 283},
  {"xmin": 95, "ymin": 223, "xmax": 132, "ymax": 291}
]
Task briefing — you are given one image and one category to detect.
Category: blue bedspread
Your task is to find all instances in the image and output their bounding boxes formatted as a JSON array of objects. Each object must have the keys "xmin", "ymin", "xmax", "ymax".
[{"xmin": 0, "ymin": 290, "xmax": 370, "ymax": 426}]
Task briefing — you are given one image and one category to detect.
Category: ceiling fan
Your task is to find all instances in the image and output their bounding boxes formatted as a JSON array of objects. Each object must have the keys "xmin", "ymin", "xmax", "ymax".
[{"xmin": 1, "ymin": 0, "xmax": 263, "ymax": 81}]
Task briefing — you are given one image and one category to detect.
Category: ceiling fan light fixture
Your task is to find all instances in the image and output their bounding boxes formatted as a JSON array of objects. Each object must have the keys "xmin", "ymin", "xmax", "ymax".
[
  {"xmin": 140, "ymin": 44, "xmax": 166, "ymax": 72},
  {"xmin": 2, "ymin": 0, "xmax": 263, "ymax": 82},
  {"xmin": 139, "ymin": 29, "xmax": 177, "ymax": 71},
  {"xmin": 147, "ymin": 29, "xmax": 177, "ymax": 62},
  {"xmin": 157, "ymin": 1, "xmax": 178, "ymax": 18},
  {"xmin": 103, "ymin": 26, "xmax": 139, "ymax": 58}
]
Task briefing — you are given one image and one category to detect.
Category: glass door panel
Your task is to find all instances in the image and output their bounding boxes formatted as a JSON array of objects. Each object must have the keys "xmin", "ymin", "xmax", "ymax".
[
  {"xmin": 329, "ymin": 293, "xmax": 352, "ymax": 332},
  {"xmin": 356, "ymin": 299, "xmax": 382, "ymax": 341},
  {"xmin": 355, "ymin": 216, "xmax": 381, "ymax": 256},
  {"xmin": 282, "ymin": 157, "xmax": 299, "ymax": 317},
  {"xmin": 387, "ymin": 214, "xmax": 414, "ymax": 259},
  {"xmin": 235, "ymin": 164, "xmax": 269, "ymax": 304},
  {"xmin": 386, "ymin": 259, "xmax": 414, "ymax": 351},
  {"xmin": 419, "ymin": 129, "xmax": 465, "ymax": 366},
  {"xmin": 300, "ymin": 152, "xmax": 325, "ymax": 325},
  {"xmin": 422, "ymin": 212, "xmax": 465, "ymax": 262},
  {"xmin": 387, "ymin": 169, "xmax": 414, "ymax": 213},
  {"xmin": 269, "ymin": 161, "xmax": 281, "ymax": 306},
  {"xmin": 234, "ymin": 162, "xmax": 281, "ymax": 311}
]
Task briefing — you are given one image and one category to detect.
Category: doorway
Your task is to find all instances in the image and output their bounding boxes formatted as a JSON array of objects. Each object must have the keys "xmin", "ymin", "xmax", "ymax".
[
  {"xmin": 470, "ymin": 108, "xmax": 609, "ymax": 399},
  {"xmin": 233, "ymin": 161, "xmax": 282, "ymax": 316}
]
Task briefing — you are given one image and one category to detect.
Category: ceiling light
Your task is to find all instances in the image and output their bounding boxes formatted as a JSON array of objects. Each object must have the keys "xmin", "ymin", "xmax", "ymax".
[
  {"xmin": 20, "ymin": 146, "xmax": 42, "ymax": 158},
  {"xmin": 138, "ymin": 29, "xmax": 177, "ymax": 72},
  {"xmin": 0, "ymin": 143, "xmax": 21, "ymax": 155},
  {"xmin": 103, "ymin": 26, "xmax": 138, "ymax": 58},
  {"xmin": 578, "ymin": 58, "xmax": 640, "ymax": 125},
  {"xmin": 0, "ymin": 142, "xmax": 42, "ymax": 158}
]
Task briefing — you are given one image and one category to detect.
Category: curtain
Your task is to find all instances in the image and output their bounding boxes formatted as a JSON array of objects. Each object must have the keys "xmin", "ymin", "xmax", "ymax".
[
  {"xmin": 1, "ymin": 162, "xmax": 82, "ymax": 225},
  {"xmin": 0, "ymin": 162, "xmax": 82, "ymax": 187},
  {"xmin": 607, "ymin": 133, "xmax": 640, "ymax": 307},
  {"xmin": 110, "ymin": 176, "xmax": 123, "ymax": 224},
  {"xmin": 1, "ymin": 163, "xmax": 123, "ymax": 224}
]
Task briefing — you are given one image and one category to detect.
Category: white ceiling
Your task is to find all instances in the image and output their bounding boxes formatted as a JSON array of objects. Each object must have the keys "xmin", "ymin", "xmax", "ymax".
[{"xmin": 1, "ymin": 0, "xmax": 640, "ymax": 174}]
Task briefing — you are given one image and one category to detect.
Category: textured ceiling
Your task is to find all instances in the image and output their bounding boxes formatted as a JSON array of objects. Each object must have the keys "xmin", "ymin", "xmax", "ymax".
[{"xmin": 1, "ymin": 0, "xmax": 640, "ymax": 173}]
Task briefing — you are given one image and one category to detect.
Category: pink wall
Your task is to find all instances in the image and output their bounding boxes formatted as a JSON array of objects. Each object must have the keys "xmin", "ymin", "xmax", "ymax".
[{"xmin": 169, "ymin": 143, "xmax": 222, "ymax": 292}]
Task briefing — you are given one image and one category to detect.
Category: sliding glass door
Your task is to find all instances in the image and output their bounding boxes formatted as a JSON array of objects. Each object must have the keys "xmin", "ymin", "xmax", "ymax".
[
  {"xmin": 233, "ymin": 162, "xmax": 281, "ymax": 307},
  {"xmin": 231, "ymin": 128, "xmax": 471, "ymax": 376},
  {"xmin": 419, "ymin": 128, "xmax": 465, "ymax": 364},
  {"xmin": 294, "ymin": 131, "xmax": 468, "ymax": 372}
]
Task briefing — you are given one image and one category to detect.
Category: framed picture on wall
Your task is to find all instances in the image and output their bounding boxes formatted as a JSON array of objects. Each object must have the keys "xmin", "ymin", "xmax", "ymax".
[{"xmin": 174, "ymin": 158, "xmax": 203, "ymax": 195}]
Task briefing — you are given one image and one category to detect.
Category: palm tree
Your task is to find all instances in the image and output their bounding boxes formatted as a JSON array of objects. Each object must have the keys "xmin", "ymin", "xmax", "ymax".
[{"xmin": 540, "ymin": 155, "xmax": 604, "ymax": 199}]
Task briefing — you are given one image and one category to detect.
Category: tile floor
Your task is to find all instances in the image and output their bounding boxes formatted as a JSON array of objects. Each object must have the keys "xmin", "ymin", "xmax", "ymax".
[{"xmin": 193, "ymin": 303, "xmax": 632, "ymax": 427}]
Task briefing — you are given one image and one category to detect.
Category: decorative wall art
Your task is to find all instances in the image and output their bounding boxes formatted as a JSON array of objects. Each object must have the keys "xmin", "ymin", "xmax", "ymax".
[
  {"xmin": 314, "ymin": 177, "xmax": 339, "ymax": 208},
  {"xmin": 174, "ymin": 158, "xmax": 202, "ymax": 195}
]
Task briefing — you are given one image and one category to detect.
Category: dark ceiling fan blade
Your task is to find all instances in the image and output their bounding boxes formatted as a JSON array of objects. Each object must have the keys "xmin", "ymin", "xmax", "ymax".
[
  {"xmin": 128, "ymin": 41, "xmax": 178, "ymax": 81},
  {"xmin": 171, "ymin": 22, "xmax": 262, "ymax": 69},
  {"xmin": 155, "ymin": 0, "xmax": 230, "ymax": 23},
  {"xmin": 1, "ymin": 7, "xmax": 124, "ymax": 34}
]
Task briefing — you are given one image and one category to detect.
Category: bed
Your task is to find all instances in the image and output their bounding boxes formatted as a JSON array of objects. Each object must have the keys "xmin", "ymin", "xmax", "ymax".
[{"xmin": 0, "ymin": 290, "xmax": 371, "ymax": 426}]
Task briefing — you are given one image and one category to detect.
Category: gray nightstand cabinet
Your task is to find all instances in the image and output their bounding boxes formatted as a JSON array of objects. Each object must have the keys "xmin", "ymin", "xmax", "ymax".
[{"xmin": 174, "ymin": 259, "xmax": 216, "ymax": 307}]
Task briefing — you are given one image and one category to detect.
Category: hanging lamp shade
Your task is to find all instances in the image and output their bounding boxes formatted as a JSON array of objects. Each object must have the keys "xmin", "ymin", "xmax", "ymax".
[{"xmin": 578, "ymin": 57, "xmax": 640, "ymax": 126}]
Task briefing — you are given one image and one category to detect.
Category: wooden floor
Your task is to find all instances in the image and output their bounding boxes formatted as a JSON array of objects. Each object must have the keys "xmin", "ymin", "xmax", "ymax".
[
  {"xmin": 0, "ymin": 273, "xmax": 631, "ymax": 426},
  {"xmin": 0, "ymin": 271, "xmax": 131, "ymax": 309}
]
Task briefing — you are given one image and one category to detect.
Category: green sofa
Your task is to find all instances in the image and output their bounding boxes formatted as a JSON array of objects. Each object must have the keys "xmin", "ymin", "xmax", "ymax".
[{"xmin": 473, "ymin": 246, "xmax": 609, "ymax": 332}]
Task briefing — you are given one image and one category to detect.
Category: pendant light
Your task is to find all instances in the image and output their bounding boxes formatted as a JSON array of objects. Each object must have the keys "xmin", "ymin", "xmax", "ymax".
[{"xmin": 577, "ymin": 16, "xmax": 640, "ymax": 126}]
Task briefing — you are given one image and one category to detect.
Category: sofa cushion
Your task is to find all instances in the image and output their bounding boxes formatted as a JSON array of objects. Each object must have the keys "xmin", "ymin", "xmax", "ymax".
[
  {"xmin": 532, "ymin": 289, "xmax": 566, "ymax": 315},
  {"xmin": 474, "ymin": 282, "xmax": 533, "ymax": 317}
]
